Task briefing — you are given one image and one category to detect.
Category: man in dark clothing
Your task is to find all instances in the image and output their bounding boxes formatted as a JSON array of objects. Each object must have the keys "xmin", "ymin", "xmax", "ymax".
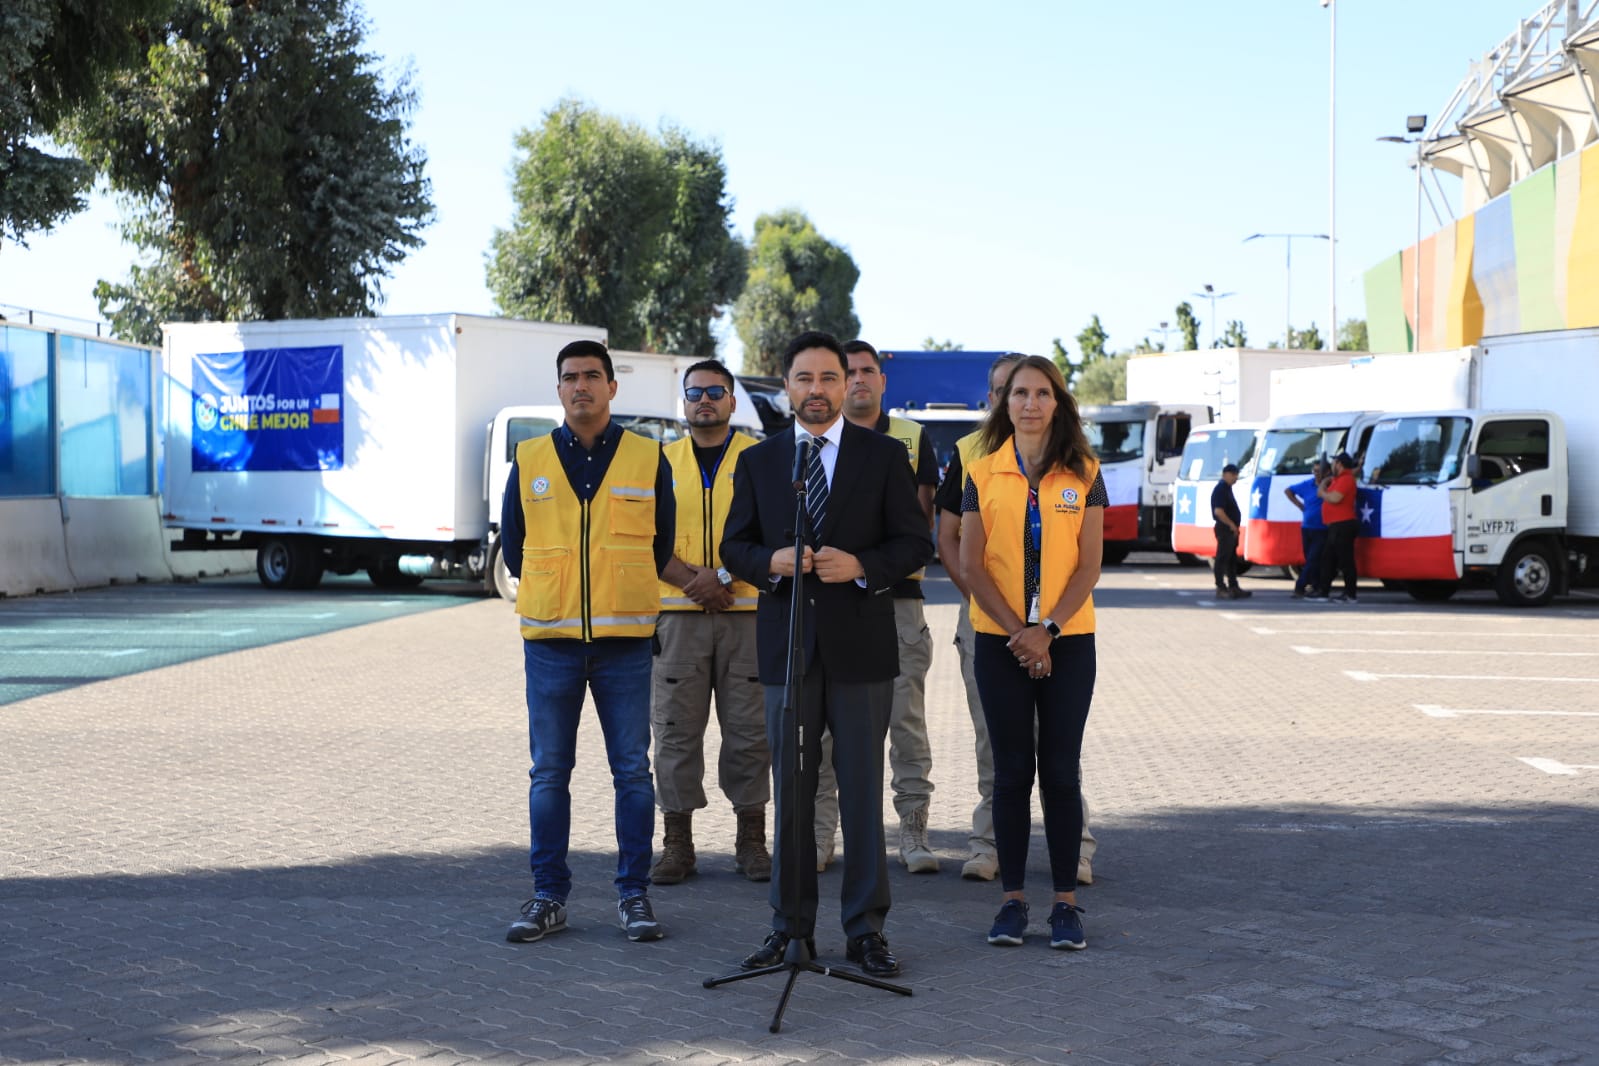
[{"xmin": 1211, "ymin": 464, "xmax": 1250, "ymax": 599}]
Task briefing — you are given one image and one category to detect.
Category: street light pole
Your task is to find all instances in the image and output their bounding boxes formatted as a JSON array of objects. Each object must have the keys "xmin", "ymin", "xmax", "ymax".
[
  {"xmin": 1191, "ymin": 284, "xmax": 1236, "ymax": 348},
  {"xmin": 1244, "ymin": 233, "xmax": 1331, "ymax": 349},
  {"xmin": 1321, "ymin": 0, "xmax": 1336, "ymax": 349},
  {"xmin": 1379, "ymin": 115, "xmax": 1429, "ymax": 352}
]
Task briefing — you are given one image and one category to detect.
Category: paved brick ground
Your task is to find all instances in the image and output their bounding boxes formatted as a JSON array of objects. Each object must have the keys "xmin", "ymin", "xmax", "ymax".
[{"xmin": 3, "ymin": 564, "xmax": 1597, "ymax": 1064}]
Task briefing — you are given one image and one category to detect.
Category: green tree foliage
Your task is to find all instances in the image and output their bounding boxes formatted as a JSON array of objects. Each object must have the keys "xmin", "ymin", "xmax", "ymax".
[
  {"xmin": 1175, "ymin": 301, "xmax": 1200, "ymax": 351},
  {"xmin": 1215, "ymin": 320, "xmax": 1248, "ymax": 348},
  {"xmin": 1050, "ymin": 337, "xmax": 1071, "ymax": 380},
  {"xmin": 1133, "ymin": 336, "xmax": 1164, "ymax": 354},
  {"xmin": 0, "ymin": 0, "xmax": 170, "ymax": 246},
  {"xmin": 68, "ymin": 0, "xmax": 434, "ymax": 343},
  {"xmin": 1338, "ymin": 317, "xmax": 1369, "ymax": 352},
  {"xmin": 1076, "ymin": 314, "xmax": 1109, "ymax": 364},
  {"xmin": 920, "ymin": 337, "xmax": 963, "ymax": 351},
  {"xmin": 1292, "ymin": 322, "xmax": 1324, "ymax": 351},
  {"xmin": 733, "ymin": 209, "xmax": 860, "ymax": 375},
  {"xmin": 1074, "ymin": 352, "xmax": 1129, "ymax": 405},
  {"xmin": 489, "ymin": 99, "xmax": 743, "ymax": 356}
]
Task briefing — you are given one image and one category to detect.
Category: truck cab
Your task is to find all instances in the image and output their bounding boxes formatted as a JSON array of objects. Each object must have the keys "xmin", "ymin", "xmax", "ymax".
[
  {"xmin": 1345, "ymin": 408, "xmax": 1570, "ymax": 605},
  {"xmin": 1170, "ymin": 422, "xmax": 1263, "ymax": 562},
  {"xmin": 1079, "ymin": 402, "xmax": 1209, "ymax": 563},
  {"xmin": 1243, "ymin": 411, "xmax": 1366, "ymax": 568}
]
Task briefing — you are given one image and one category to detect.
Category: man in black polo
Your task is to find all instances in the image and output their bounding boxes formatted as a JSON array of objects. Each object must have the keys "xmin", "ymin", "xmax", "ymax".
[{"xmin": 1211, "ymin": 464, "xmax": 1250, "ymax": 600}]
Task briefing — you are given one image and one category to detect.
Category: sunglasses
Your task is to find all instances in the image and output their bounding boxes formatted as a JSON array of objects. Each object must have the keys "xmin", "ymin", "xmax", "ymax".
[{"xmin": 684, "ymin": 385, "xmax": 729, "ymax": 401}]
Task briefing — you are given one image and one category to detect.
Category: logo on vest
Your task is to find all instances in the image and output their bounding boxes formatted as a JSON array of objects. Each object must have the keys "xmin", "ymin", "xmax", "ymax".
[
  {"xmin": 532, "ymin": 476, "xmax": 550, "ymax": 495},
  {"xmin": 1055, "ymin": 486, "xmax": 1082, "ymax": 515}
]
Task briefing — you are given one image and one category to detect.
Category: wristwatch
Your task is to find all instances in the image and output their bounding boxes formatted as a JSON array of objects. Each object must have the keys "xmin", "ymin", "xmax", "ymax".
[
  {"xmin": 1041, "ymin": 617, "xmax": 1062, "ymax": 639},
  {"xmin": 716, "ymin": 567, "xmax": 734, "ymax": 588}
]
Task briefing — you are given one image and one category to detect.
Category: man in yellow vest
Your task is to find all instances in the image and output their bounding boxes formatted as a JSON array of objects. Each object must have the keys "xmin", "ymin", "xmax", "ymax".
[
  {"xmin": 813, "ymin": 340, "xmax": 942, "ymax": 874},
  {"xmin": 935, "ymin": 354, "xmax": 1098, "ymax": 885},
  {"xmin": 650, "ymin": 359, "xmax": 772, "ymax": 886},
  {"xmin": 502, "ymin": 340, "xmax": 676, "ymax": 946}
]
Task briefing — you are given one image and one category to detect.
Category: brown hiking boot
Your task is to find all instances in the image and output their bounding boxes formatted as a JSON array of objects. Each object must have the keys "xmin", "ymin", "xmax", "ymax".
[
  {"xmin": 734, "ymin": 807, "xmax": 772, "ymax": 882},
  {"xmin": 650, "ymin": 811, "xmax": 696, "ymax": 885}
]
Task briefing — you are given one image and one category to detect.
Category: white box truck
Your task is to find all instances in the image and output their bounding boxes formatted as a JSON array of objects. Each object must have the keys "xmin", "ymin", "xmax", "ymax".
[
  {"xmin": 1126, "ymin": 348, "xmax": 1349, "ymax": 422},
  {"xmin": 1078, "ymin": 402, "xmax": 1212, "ymax": 563},
  {"xmin": 1340, "ymin": 329, "xmax": 1599, "ymax": 605},
  {"xmin": 161, "ymin": 314, "xmax": 610, "ymax": 591}
]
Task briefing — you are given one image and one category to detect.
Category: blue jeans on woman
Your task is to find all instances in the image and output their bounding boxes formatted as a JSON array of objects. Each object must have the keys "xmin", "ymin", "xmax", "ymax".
[
  {"xmin": 523, "ymin": 638, "xmax": 655, "ymax": 903},
  {"xmin": 973, "ymin": 632, "xmax": 1095, "ymax": 894}
]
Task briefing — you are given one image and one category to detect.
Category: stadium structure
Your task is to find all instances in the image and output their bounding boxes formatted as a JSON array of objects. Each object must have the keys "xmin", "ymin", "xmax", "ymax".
[{"xmin": 1365, "ymin": 0, "xmax": 1599, "ymax": 351}]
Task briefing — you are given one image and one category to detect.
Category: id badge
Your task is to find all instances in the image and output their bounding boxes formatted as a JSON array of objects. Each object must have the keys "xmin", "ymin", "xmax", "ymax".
[{"xmin": 1027, "ymin": 597, "xmax": 1040, "ymax": 624}]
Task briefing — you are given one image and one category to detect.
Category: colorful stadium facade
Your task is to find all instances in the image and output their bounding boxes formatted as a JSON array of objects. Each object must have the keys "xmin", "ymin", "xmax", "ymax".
[{"xmin": 1365, "ymin": 1, "xmax": 1599, "ymax": 352}]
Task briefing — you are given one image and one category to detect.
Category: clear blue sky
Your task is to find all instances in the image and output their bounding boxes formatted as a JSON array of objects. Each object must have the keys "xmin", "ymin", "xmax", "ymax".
[{"xmin": 0, "ymin": 0, "xmax": 1522, "ymax": 360}]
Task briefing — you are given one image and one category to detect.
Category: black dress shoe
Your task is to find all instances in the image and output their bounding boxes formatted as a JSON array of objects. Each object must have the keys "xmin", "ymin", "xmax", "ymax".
[
  {"xmin": 846, "ymin": 932, "xmax": 901, "ymax": 977},
  {"xmin": 740, "ymin": 930, "xmax": 815, "ymax": 969}
]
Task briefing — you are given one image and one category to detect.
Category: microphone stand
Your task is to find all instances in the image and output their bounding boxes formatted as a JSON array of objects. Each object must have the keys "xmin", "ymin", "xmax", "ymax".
[{"xmin": 702, "ymin": 437, "xmax": 912, "ymax": 1032}]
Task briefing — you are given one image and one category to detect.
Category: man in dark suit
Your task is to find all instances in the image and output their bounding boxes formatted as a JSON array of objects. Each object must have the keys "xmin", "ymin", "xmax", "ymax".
[{"xmin": 721, "ymin": 330, "xmax": 933, "ymax": 978}]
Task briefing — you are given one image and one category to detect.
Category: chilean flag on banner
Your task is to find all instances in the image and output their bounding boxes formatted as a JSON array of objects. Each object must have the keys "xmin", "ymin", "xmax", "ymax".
[
  {"xmin": 1242, "ymin": 474, "xmax": 1305, "ymax": 566},
  {"xmin": 1354, "ymin": 486, "xmax": 1457, "ymax": 580}
]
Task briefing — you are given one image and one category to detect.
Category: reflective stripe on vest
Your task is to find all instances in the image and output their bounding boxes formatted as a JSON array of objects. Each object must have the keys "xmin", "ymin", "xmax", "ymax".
[
  {"xmin": 966, "ymin": 436, "xmax": 1098, "ymax": 638},
  {"xmin": 514, "ymin": 430, "xmax": 662, "ymax": 641},
  {"xmin": 658, "ymin": 431, "xmax": 760, "ymax": 612}
]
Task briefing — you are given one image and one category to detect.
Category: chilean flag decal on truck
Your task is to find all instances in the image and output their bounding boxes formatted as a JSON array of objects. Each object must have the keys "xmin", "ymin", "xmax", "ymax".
[
  {"xmin": 1354, "ymin": 485, "xmax": 1457, "ymax": 580},
  {"xmin": 1242, "ymin": 474, "xmax": 1307, "ymax": 566},
  {"xmin": 1099, "ymin": 461, "xmax": 1141, "ymax": 543}
]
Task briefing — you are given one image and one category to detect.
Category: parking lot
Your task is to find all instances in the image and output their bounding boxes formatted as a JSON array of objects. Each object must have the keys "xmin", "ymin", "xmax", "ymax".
[{"xmin": 2, "ymin": 561, "xmax": 1596, "ymax": 1064}]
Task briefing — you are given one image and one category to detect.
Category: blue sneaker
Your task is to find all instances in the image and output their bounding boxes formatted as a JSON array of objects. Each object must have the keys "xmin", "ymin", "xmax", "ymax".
[
  {"xmin": 1049, "ymin": 902, "xmax": 1086, "ymax": 950},
  {"xmin": 987, "ymin": 899, "xmax": 1029, "ymax": 946}
]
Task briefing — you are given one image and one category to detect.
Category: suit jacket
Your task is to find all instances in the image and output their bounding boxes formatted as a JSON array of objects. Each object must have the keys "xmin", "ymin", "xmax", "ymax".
[{"xmin": 721, "ymin": 419, "xmax": 934, "ymax": 684}]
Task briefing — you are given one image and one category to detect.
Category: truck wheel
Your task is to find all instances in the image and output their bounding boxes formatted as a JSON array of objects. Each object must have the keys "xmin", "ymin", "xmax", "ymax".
[
  {"xmin": 257, "ymin": 537, "xmax": 323, "ymax": 590},
  {"xmin": 1101, "ymin": 543, "xmax": 1130, "ymax": 566},
  {"xmin": 489, "ymin": 540, "xmax": 519, "ymax": 602},
  {"xmin": 367, "ymin": 559, "xmax": 424, "ymax": 589},
  {"xmin": 1406, "ymin": 580, "xmax": 1459, "ymax": 602},
  {"xmin": 1495, "ymin": 540, "xmax": 1558, "ymax": 607}
]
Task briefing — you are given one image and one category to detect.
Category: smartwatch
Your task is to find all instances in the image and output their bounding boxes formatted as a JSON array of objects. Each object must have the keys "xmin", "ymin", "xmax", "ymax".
[
  {"xmin": 716, "ymin": 567, "xmax": 734, "ymax": 588},
  {"xmin": 1041, "ymin": 617, "xmax": 1062, "ymax": 639}
]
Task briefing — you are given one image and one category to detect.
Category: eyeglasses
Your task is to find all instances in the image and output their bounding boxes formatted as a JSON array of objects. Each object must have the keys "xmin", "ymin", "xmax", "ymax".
[{"xmin": 684, "ymin": 385, "xmax": 729, "ymax": 401}]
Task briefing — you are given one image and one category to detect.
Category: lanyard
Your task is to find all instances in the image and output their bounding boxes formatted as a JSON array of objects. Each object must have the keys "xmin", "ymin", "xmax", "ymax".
[
  {"xmin": 699, "ymin": 431, "xmax": 734, "ymax": 489},
  {"xmin": 1014, "ymin": 438, "xmax": 1042, "ymax": 557}
]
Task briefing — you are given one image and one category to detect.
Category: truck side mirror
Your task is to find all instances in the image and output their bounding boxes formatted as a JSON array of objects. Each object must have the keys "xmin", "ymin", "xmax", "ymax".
[{"xmin": 1465, "ymin": 454, "xmax": 1482, "ymax": 480}]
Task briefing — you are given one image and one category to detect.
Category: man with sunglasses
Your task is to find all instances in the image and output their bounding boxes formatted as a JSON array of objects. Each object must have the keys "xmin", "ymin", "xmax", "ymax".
[{"xmin": 649, "ymin": 361, "xmax": 773, "ymax": 886}]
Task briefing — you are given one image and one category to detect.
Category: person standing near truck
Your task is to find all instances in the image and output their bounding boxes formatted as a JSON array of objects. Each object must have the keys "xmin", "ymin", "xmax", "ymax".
[
  {"xmin": 1284, "ymin": 460, "xmax": 1327, "ymax": 599},
  {"xmin": 812, "ymin": 339, "xmax": 942, "ymax": 874},
  {"xmin": 1211, "ymin": 464, "xmax": 1250, "ymax": 600},
  {"xmin": 649, "ymin": 360, "xmax": 772, "ymax": 886},
  {"xmin": 502, "ymin": 340, "xmax": 676, "ymax": 945},
  {"xmin": 1313, "ymin": 452, "xmax": 1360, "ymax": 602}
]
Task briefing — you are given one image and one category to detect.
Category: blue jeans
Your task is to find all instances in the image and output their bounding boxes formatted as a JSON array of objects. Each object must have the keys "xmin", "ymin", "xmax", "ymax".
[
  {"xmin": 1296, "ymin": 528, "xmax": 1327, "ymax": 593},
  {"xmin": 524, "ymin": 638, "xmax": 655, "ymax": 903},
  {"xmin": 973, "ymin": 632, "xmax": 1095, "ymax": 894}
]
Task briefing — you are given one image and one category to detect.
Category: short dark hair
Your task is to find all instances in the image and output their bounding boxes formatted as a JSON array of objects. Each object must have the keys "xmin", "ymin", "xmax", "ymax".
[
  {"xmin": 556, "ymin": 339, "xmax": 614, "ymax": 381},
  {"xmin": 842, "ymin": 339, "xmax": 880, "ymax": 367},
  {"xmin": 781, "ymin": 330, "xmax": 847, "ymax": 377},
  {"xmin": 1221, "ymin": 463, "xmax": 1240, "ymax": 475},
  {"xmin": 682, "ymin": 358, "xmax": 735, "ymax": 390}
]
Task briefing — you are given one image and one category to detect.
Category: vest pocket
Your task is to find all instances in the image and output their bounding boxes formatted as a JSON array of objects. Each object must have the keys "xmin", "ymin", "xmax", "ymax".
[
  {"xmin": 608, "ymin": 547, "xmax": 660, "ymax": 616},
  {"xmin": 609, "ymin": 492, "xmax": 656, "ymax": 538},
  {"xmin": 519, "ymin": 547, "xmax": 567, "ymax": 621}
]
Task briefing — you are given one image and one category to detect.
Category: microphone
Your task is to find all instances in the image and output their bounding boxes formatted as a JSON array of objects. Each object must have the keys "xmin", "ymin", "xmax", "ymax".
[{"xmin": 791, "ymin": 436, "xmax": 808, "ymax": 491}]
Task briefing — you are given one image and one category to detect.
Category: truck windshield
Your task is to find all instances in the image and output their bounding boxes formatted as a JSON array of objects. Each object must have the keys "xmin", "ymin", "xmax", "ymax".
[
  {"xmin": 1259, "ymin": 429, "xmax": 1324, "ymax": 476},
  {"xmin": 919, "ymin": 418, "xmax": 982, "ymax": 480},
  {"xmin": 1178, "ymin": 428, "xmax": 1257, "ymax": 480},
  {"xmin": 506, "ymin": 417, "xmax": 559, "ymax": 460},
  {"xmin": 1363, "ymin": 416, "xmax": 1471, "ymax": 485},
  {"xmin": 1084, "ymin": 419, "xmax": 1145, "ymax": 464}
]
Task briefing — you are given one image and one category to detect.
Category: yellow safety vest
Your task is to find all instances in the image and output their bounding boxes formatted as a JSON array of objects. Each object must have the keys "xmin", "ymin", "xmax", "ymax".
[
  {"xmin": 514, "ymin": 430, "xmax": 661, "ymax": 641},
  {"xmin": 955, "ymin": 428, "xmax": 987, "ymax": 477},
  {"xmin": 884, "ymin": 413, "xmax": 927, "ymax": 581},
  {"xmin": 659, "ymin": 431, "xmax": 760, "ymax": 611},
  {"xmin": 966, "ymin": 436, "xmax": 1098, "ymax": 637}
]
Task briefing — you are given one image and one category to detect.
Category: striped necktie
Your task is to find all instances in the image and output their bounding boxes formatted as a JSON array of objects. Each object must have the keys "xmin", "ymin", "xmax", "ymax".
[{"xmin": 805, "ymin": 435, "xmax": 828, "ymax": 541}]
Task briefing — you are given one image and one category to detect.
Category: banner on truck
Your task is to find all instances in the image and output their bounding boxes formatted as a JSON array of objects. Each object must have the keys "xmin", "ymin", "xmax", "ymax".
[{"xmin": 192, "ymin": 346, "xmax": 344, "ymax": 472}]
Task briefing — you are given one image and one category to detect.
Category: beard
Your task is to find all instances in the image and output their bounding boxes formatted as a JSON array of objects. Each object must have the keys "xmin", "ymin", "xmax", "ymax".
[{"xmin": 795, "ymin": 396, "xmax": 838, "ymax": 425}]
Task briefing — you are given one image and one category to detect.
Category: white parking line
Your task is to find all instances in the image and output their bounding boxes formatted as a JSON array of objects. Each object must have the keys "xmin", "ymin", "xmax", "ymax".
[
  {"xmin": 1417, "ymin": 704, "xmax": 1599, "ymax": 719},
  {"xmin": 1518, "ymin": 757, "xmax": 1599, "ymax": 775},
  {"xmin": 1346, "ymin": 670, "xmax": 1599, "ymax": 683},
  {"xmin": 2, "ymin": 648, "xmax": 146, "ymax": 657},
  {"xmin": 1252, "ymin": 627, "xmax": 1575, "ymax": 638},
  {"xmin": 2, "ymin": 628, "xmax": 255, "ymax": 637},
  {"xmin": 1297, "ymin": 645, "xmax": 1598, "ymax": 657}
]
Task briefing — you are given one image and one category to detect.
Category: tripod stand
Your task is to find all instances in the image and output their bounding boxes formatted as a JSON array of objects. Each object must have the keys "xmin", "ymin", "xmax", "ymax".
[{"xmin": 703, "ymin": 437, "xmax": 912, "ymax": 1032}]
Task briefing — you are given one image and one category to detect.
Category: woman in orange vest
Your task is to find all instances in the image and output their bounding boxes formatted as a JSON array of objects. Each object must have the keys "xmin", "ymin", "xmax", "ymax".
[{"xmin": 959, "ymin": 355, "xmax": 1105, "ymax": 951}]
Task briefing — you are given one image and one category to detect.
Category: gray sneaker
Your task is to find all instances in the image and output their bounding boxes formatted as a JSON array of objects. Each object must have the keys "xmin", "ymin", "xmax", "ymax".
[
  {"xmin": 506, "ymin": 897, "xmax": 566, "ymax": 943},
  {"xmin": 618, "ymin": 894, "xmax": 664, "ymax": 941}
]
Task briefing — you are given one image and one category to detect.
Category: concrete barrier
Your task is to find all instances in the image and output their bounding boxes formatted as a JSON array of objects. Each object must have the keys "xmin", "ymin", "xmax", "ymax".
[
  {"xmin": 0, "ymin": 498, "xmax": 75, "ymax": 597},
  {"xmin": 60, "ymin": 496, "xmax": 174, "ymax": 588}
]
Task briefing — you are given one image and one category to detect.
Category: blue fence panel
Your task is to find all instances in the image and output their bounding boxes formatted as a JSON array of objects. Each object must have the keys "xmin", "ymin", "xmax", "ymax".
[
  {"xmin": 58, "ymin": 334, "xmax": 152, "ymax": 496},
  {"xmin": 0, "ymin": 325, "xmax": 55, "ymax": 496}
]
